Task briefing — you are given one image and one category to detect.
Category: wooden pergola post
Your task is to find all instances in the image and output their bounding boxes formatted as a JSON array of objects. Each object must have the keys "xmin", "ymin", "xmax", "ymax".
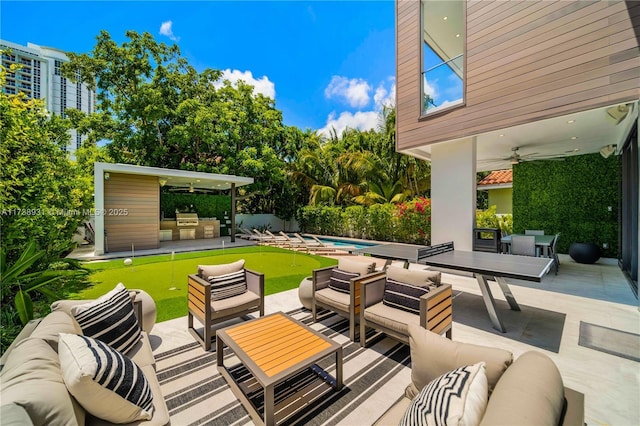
[{"xmin": 230, "ymin": 183, "xmax": 236, "ymax": 242}]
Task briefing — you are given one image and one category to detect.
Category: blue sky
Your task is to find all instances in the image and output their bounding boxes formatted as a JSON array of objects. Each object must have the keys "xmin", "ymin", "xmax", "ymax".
[{"xmin": 1, "ymin": 1, "xmax": 396, "ymax": 135}]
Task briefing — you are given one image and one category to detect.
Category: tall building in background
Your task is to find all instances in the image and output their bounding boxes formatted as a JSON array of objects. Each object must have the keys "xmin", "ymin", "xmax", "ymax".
[{"xmin": 1, "ymin": 39, "xmax": 95, "ymax": 157}]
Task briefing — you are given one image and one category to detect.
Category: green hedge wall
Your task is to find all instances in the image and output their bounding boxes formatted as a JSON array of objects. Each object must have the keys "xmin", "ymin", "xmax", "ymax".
[
  {"xmin": 160, "ymin": 192, "xmax": 231, "ymax": 220},
  {"xmin": 513, "ymin": 153, "xmax": 619, "ymax": 257}
]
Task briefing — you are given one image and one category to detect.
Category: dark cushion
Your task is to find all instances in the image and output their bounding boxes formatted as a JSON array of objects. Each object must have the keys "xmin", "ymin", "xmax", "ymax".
[
  {"xmin": 208, "ymin": 270, "xmax": 247, "ymax": 300},
  {"xmin": 328, "ymin": 268, "xmax": 360, "ymax": 293},
  {"xmin": 383, "ymin": 277, "xmax": 430, "ymax": 314}
]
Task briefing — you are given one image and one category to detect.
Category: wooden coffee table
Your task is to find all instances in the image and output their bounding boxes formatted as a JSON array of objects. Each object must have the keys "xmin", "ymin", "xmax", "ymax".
[{"xmin": 216, "ymin": 312, "xmax": 343, "ymax": 425}]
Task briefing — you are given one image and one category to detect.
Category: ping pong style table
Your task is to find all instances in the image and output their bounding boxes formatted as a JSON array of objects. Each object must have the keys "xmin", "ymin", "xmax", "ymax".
[{"xmin": 351, "ymin": 242, "xmax": 553, "ymax": 333}]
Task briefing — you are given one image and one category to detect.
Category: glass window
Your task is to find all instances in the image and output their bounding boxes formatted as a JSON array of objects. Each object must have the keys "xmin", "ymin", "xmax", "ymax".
[{"xmin": 421, "ymin": 0, "xmax": 465, "ymax": 115}]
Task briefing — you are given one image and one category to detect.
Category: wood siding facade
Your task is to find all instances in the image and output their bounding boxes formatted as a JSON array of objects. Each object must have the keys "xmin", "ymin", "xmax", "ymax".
[
  {"xmin": 396, "ymin": 0, "xmax": 640, "ymax": 150},
  {"xmin": 104, "ymin": 173, "xmax": 159, "ymax": 252}
]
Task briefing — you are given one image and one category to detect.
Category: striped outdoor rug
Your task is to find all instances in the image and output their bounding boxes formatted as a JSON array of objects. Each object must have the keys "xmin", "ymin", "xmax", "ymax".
[{"xmin": 154, "ymin": 309, "xmax": 411, "ymax": 425}]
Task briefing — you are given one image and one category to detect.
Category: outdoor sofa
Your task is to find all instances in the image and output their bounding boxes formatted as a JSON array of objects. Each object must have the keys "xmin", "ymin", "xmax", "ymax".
[
  {"xmin": 375, "ymin": 324, "xmax": 584, "ymax": 425},
  {"xmin": 0, "ymin": 286, "xmax": 169, "ymax": 426}
]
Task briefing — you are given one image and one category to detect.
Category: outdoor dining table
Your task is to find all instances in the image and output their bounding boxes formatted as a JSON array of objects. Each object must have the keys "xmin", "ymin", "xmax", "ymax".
[
  {"xmin": 351, "ymin": 242, "xmax": 554, "ymax": 333},
  {"xmin": 501, "ymin": 234, "xmax": 556, "ymax": 257}
]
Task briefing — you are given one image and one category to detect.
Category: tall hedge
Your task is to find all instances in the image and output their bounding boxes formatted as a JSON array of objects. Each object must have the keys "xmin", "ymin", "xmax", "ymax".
[
  {"xmin": 513, "ymin": 153, "xmax": 619, "ymax": 257},
  {"xmin": 160, "ymin": 192, "xmax": 231, "ymax": 220}
]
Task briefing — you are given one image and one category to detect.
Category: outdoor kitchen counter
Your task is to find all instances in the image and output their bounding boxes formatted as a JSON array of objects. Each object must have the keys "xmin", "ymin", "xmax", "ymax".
[{"xmin": 160, "ymin": 218, "xmax": 220, "ymax": 240}]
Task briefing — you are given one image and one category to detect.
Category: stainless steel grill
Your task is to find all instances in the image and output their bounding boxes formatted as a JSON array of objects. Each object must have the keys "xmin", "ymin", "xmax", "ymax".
[{"xmin": 176, "ymin": 213, "xmax": 198, "ymax": 227}]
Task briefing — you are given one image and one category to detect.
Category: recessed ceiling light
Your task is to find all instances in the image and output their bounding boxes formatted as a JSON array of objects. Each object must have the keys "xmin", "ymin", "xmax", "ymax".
[
  {"xmin": 571, "ymin": 136, "xmax": 578, "ymax": 140},
  {"xmin": 443, "ymin": 16, "xmax": 448, "ymax": 20},
  {"xmin": 567, "ymin": 120, "xmax": 575, "ymax": 124},
  {"xmin": 499, "ymin": 134, "xmax": 505, "ymax": 137},
  {"xmin": 455, "ymin": 34, "xmax": 460, "ymax": 38}
]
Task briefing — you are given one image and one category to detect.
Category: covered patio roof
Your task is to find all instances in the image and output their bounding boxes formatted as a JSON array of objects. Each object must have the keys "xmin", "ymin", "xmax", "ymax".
[
  {"xmin": 93, "ymin": 162, "xmax": 254, "ymax": 255},
  {"xmin": 95, "ymin": 162, "xmax": 254, "ymax": 191}
]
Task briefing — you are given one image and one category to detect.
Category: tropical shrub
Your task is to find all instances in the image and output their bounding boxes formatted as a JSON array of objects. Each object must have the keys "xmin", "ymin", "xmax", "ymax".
[
  {"xmin": 297, "ymin": 198, "xmax": 432, "ymax": 244},
  {"xmin": 342, "ymin": 205, "xmax": 366, "ymax": 238},
  {"xmin": 476, "ymin": 206, "xmax": 513, "ymax": 237},
  {"xmin": 367, "ymin": 203, "xmax": 397, "ymax": 241},
  {"xmin": 395, "ymin": 197, "xmax": 431, "ymax": 244}
]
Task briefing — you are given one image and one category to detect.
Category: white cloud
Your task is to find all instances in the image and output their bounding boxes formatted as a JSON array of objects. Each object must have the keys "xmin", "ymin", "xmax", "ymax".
[
  {"xmin": 324, "ymin": 76, "xmax": 371, "ymax": 108},
  {"xmin": 318, "ymin": 110, "xmax": 380, "ymax": 138},
  {"xmin": 423, "ymin": 76, "xmax": 437, "ymax": 98},
  {"xmin": 159, "ymin": 21, "xmax": 179, "ymax": 41},
  {"xmin": 214, "ymin": 69, "xmax": 276, "ymax": 99},
  {"xmin": 374, "ymin": 79, "xmax": 396, "ymax": 109}
]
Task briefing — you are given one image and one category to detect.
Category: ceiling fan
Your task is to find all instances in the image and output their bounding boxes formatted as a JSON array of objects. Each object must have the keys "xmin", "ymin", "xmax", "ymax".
[{"xmin": 483, "ymin": 146, "xmax": 566, "ymax": 167}]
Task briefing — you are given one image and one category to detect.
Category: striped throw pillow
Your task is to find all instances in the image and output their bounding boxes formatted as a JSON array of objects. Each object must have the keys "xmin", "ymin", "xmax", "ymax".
[
  {"xmin": 400, "ymin": 362, "xmax": 488, "ymax": 426},
  {"xmin": 383, "ymin": 277, "xmax": 430, "ymax": 315},
  {"xmin": 328, "ymin": 268, "xmax": 360, "ymax": 293},
  {"xmin": 58, "ymin": 333, "xmax": 154, "ymax": 423},
  {"xmin": 208, "ymin": 270, "xmax": 247, "ymax": 300},
  {"xmin": 71, "ymin": 283, "xmax": 141, "ymax": 354}
]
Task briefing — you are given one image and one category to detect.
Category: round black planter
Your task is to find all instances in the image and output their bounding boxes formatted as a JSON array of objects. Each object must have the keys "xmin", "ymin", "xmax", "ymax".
[{"xmin": 569, "ymin": 243, "xmax": 601, "ymax": 264}]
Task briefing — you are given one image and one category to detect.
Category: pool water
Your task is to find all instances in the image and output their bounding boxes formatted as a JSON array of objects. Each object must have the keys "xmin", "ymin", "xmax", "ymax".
[{"xmin": 308, "ymin": 236, "xmax": 376, "ymax": 250}]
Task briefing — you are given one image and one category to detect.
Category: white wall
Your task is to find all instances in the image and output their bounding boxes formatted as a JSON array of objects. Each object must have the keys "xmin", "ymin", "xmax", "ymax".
[
  {"xmin": 236, "ymin": 214, "xmax": 299, "ymax": 232},
  {"xmin": 431, "ymin": 137, "xmax": 477, "ymax": 251}
]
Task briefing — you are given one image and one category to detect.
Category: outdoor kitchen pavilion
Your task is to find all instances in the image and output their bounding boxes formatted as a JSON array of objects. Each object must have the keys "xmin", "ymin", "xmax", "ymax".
[{"xmin": 93, "ymin": 162, "xmax": 253, "ymax": 255}]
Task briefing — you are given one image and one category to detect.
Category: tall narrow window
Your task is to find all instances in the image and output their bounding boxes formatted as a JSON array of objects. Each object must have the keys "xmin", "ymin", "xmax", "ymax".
[{"xmin": 421, "ymin": 0, "xmax": 464, "ymax": 115}]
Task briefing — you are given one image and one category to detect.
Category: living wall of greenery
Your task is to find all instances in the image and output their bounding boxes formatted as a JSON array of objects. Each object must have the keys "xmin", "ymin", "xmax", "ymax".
[
  {"xmin": 513, "ymin": 153, "xmax": 619, "ymax": 257},
  {"xmin": 160, "ymin": 192, "xmax": 231, "ymax": 220}
]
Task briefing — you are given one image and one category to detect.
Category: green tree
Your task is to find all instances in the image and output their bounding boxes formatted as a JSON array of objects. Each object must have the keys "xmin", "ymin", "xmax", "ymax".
[
  {"xmin": 0, "ymin": 69, "xmax": 92, "ymax": 264},
  {"xmin": 64, "ymin": 30, "xmax": 296, "ymax": 215}
]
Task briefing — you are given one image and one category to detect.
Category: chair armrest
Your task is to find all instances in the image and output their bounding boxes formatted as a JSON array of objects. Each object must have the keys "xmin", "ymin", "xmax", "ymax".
[
  {"xmin": 359, "ymin": 273, "xmax": 387, "ymax": 309},
  {"xmin": 245, "ymin": 268, "xmax": 265, "ymax": 297},
  {"xmin": 419, "ymin": 283, "xmax": 452, "ymax": 336},
  {"xmin": 562, "ymin": 387, "xmax": 584, "ymax": 426},
  {"xmin": 312, "ymin": 265, "xmax": 334, "ymax": 291},
  {"xmin": 188, "ymin": 274, "xmax": 211, "ymax": 321}
]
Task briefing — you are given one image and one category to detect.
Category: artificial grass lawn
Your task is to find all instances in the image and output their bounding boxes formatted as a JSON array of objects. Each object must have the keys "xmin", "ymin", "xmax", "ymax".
[{"xmin": 79, "ymin": 246, "xmax": 337, "ymax": 323}]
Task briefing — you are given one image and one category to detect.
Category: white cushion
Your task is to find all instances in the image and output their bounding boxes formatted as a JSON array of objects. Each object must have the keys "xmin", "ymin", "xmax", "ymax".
[
  {"xmin": 71, "ymin": 283, "xmax": 141, "ymax": 354},
  {"xmin": 58, "ymin": 333, "xmax": 154, "ymax": 423},
  {"xmin": 400, "ymin": 362, "xmax": 488, "ymax": 426},
  {"xmin": 387, "ymin": 266, "xmax": 441, "ymax": 287},
  {"xmin": 199, "ymin": 259, "xmax": 245, "ymax": 278},
  {"xmin": 337, "ymin": 257, "xmax": 375, "ymax": 275}
]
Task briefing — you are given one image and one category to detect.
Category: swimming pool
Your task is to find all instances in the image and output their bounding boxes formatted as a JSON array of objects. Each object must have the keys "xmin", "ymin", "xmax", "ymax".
[{"xmin": 306, "ymin": 235, "xmax": 377, "ymax": 250}]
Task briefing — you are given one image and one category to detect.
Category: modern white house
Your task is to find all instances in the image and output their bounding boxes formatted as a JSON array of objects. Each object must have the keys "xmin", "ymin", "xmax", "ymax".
[
  {"xmin": 395, "ymin": 0, "xmax": 639, "ymax": 295},
  {"xmin": 0, "ymin": 39, "xmax": 95, "ymax": 156}
]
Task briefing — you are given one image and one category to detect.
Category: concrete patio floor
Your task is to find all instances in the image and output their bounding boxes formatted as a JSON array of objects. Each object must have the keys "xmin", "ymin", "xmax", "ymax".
[{"xmin": 149, "ymin": 253, "xmax": 639, "ymax": 425}]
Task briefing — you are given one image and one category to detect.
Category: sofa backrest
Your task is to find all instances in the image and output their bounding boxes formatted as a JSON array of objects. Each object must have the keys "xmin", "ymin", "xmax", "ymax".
[
  {"xmin": 480, "ymin": 351, "xmax": 566, "ymax": 426},
  {"xmin": 407, "ymin": 324, "xmax": 513, "ymax": 398}
]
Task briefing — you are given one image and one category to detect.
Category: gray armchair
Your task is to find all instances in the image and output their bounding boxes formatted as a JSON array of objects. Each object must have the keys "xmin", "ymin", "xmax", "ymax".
[
  {"xmin": 187, "ymin": 259, "xmax": 264, "ymax": 351},
  {"xmin": 359, "ymin": 267, "xmax": 453, "ymax": 348},
  {"xmin": 312, "ymin": 257, "xmax": 382, "ymax": 342}
]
